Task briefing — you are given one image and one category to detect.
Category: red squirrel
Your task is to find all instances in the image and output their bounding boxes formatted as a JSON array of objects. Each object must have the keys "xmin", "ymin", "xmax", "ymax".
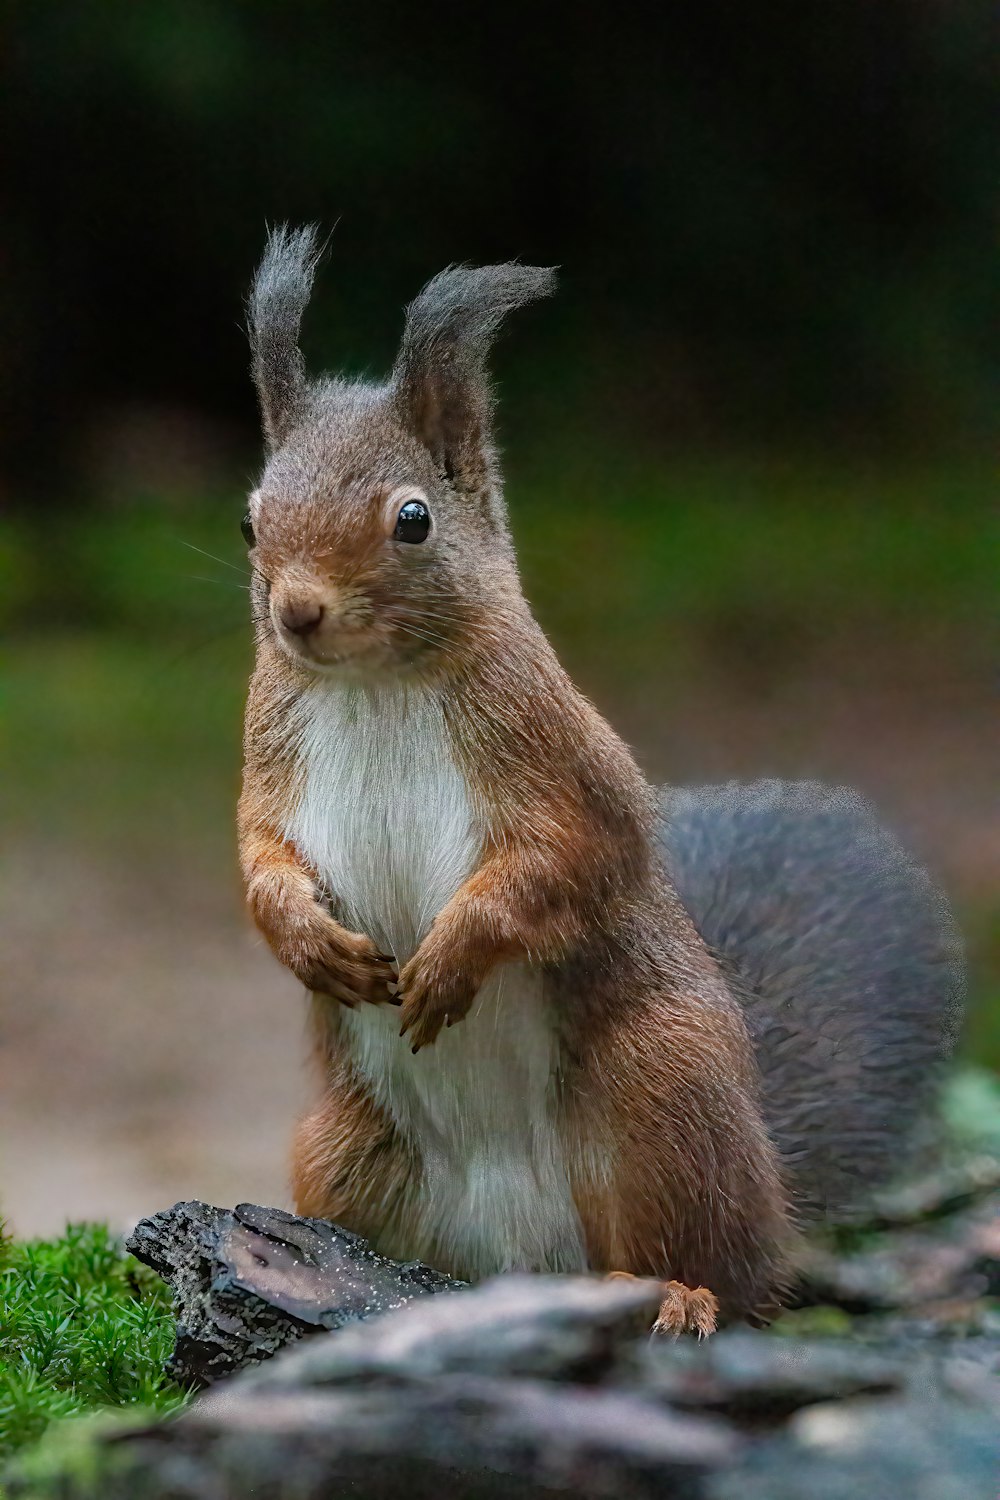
[{"xmin": 237, "ymin": 228, "xmax": 963, "ymax": 1334}]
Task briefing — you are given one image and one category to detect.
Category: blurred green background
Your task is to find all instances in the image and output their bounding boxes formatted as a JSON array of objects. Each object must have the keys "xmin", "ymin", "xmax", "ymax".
[{"xmin": 1, "ymin": 2, "xmax": 995, "ymax": 1235}]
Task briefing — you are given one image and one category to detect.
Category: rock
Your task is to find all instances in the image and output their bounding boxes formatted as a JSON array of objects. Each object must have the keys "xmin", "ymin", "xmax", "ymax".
[
  {"xmin": 97, "ymin": 1277, "xmax": 740, "ymax": 1500},
  {"xmin": 857, "ymin": 1155, "xmax": 1000, "ymax": 1231},
  {"xmin": 795, "ymin": 1189, "xmax": 1000, "ymax": 1314},
  {"xmin": 710, "ymin": 1396, "xmax": 1000, "ymax": 1500},
  {"xmin": 637, "ymin": 1330, "xmax": 903, "ymax": 1422},
  {"xmin": 11, "ymin": 1265, "xmax": 999, "ymax": 1500},
  {"xmin": 241, "ymin": 1271, "xmax": 665, "ymax": 1389},
  {"xmin": 101, "ymin": 1377, "xmax": 737, "ymax": 1500}
]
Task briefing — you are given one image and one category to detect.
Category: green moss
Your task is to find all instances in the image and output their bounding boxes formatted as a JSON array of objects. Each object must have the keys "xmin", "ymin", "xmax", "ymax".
[
  {"xmin": 0, "ymin": 1223, "xmax": 190, "ymax": 1471},
  {"xmin": 2, "ymin": 1408, "xmax": 149, "ymax": 1500},
  {"xmin": 770, "ymin": 1305, "xmax": 855, "ymax": 1339}
]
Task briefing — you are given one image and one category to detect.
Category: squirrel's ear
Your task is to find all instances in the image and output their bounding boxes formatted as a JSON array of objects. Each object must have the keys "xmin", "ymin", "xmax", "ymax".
[
  {"xmin": 392, "ymin": 263, "xmax": 556, "ymax": 487},
  {"xmin": 247, "ymin": 224, "xmax": 322, "ymax": 450}
]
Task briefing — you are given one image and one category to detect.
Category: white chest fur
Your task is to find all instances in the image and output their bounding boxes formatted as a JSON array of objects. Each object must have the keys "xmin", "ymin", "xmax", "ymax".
[{"xmin": 283, "ymin": 679, "xmax": 586, "ymax": 1278}]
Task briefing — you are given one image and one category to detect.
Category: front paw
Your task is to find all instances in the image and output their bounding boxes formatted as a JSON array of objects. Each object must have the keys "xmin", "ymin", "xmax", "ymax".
[
  {"xmin": 284, "ymin": 918, "xmax": 397, "ymax": 1008},
  {"xmin": 396, "ymin": 945, "xmax": 480, "ymax": 1052}
]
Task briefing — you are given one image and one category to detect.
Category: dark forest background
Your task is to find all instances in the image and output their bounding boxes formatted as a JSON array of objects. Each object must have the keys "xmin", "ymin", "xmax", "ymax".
[
  {"xmin": 1, "ymin": 2, "xmax": 996, "ymax": 1234},
  {"xmin": 3, "ymin": 0, "xmax": 997, "ymax": 493}
]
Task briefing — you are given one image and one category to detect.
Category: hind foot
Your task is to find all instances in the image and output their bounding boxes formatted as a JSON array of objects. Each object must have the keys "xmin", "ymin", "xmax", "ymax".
[
  {"xmin": 606, "ymin": 1272, "xmax": 718, "ymax": 1339},
  {"xmin": 652, "ymin": 1280, "xmax": 718, "ymax": 1338}
]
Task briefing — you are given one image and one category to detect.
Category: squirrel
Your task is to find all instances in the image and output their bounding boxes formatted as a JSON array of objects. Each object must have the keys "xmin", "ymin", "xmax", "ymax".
[{"xmin": 237, "ymin": 226, "xmax": 964, "ymax": 1335}]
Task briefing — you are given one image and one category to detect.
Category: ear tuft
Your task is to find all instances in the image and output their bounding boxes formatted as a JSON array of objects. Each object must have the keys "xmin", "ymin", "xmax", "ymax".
[
  {"xmin": 247, "ymin": 224, "xmax": 323, "ymax": 449},
  {"xmin": 396, "ymin": 263, "xmax": 557, "ymax": 370},
  {"xmin": 393, "ymin": 263, "xmax": 557, "ymax": 484}
]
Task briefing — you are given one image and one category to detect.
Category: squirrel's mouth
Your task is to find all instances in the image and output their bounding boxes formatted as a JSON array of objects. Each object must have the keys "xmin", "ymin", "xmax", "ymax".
[
  {"xmin": 274, "ymin": 625, "xmax": 381, "ymax": 668},
  {"xmin": 266, "ymin": 584, "xmax": 448, "ymax": 676},
  {"xmin": 270, "ymin": 619, "xmax": 432, "ymax": 676}
]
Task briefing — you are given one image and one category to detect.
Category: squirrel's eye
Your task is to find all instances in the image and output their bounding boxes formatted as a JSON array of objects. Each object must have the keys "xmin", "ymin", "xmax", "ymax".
[
  {"xmin": 393, "ymin": 500, "xmax": 431, "ymax": 544},
  {"xmin": 240, "ymin": 511, "xmax": 255, "ymax": 546}
]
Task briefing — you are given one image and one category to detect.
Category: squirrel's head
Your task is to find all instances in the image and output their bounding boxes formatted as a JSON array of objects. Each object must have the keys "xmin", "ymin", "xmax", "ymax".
[{"xmin": 245, "ymin": 226, "xmax": 555, "ymax": 677}]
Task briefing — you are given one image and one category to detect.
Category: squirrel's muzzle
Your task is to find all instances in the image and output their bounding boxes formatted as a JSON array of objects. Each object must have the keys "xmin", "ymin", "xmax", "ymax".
[
  {"xmin": 270, "ymin": 578, "xmax": 381, "ymax": 667},
  {"xmin": 277, "ymin": 597, "xmax": 324, "ymax": 638}
]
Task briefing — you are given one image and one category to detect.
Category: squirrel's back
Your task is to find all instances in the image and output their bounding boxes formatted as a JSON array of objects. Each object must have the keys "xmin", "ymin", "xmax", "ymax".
[{"xmin": 658, "ymin": 779, "xmax": 965, "ymax": 1220}]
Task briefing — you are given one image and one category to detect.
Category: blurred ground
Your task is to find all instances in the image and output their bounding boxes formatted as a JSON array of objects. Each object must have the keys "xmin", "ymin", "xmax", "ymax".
[{"xmin": 1, "ymin": 457, "xmax": 996, "ymax": 1236}]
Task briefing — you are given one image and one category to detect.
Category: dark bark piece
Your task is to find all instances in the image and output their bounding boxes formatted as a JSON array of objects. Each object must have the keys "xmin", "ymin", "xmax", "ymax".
[
  {"xmin": 125, "ymin": 1200, "xmax": 464, "ymax": 1386},
  {"xmin": 224, "ymin": 1202, "xmax": 461, "ymax": 1323}
]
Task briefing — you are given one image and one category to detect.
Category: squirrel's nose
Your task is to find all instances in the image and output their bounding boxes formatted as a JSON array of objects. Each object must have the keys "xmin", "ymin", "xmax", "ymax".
[{"xmin": 278, "ymin": 598, "xmax": 324, "ymax": 637}]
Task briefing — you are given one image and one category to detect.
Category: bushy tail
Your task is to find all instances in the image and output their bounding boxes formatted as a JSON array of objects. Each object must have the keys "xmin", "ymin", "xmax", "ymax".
[{"xmin": 657, "ymin": 780, "xmax": 965, "ymax": 1220}]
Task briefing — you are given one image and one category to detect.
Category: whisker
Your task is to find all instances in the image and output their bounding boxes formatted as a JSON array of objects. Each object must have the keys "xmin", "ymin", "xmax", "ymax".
[
  {"xmin": 393, "ymin": 625, "xmax": 447, "ymax": 650},
  {"xmin": 401, "ymin": 606, "xmax": 506, "ymax": 637},
  {"xmin": 401, "ymin": 606, "xmax": 476, "ymax": 625},
  {"xmin": 396, "ymin": 614, "xmax": 472, "ymax": 637},
  {"xmin": 392, "ymin": 620, "xmax": 453, "ymax": 651},
  {"xmin": 182, "ymin": 573, "xmax": 251, "ymax": 591},
  {"xmin": 400, "ymin": 612, "xmax": 505, "ymax": 648},
  {"xmin": 177, "ymin": 539, "xmax": 251, "ymax": 576},
  {"xmin": 393, "ymin": 612, "xmax": 453, "ymax": 636}
]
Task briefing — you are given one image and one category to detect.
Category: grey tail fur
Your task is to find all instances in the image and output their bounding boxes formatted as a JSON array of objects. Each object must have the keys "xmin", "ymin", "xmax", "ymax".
[{"xmin": 657, "ymin": 779, "xmax": 965, "ymax": 1221}]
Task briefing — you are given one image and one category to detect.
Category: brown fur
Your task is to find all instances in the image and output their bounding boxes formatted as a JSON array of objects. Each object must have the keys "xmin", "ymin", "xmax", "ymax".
[{"xmin": 237, "ymin": 232, "xmax": 796, "ymax": 1323}]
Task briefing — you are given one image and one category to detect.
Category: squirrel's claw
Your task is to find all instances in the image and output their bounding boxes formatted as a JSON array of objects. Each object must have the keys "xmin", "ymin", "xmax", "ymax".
[
  {"xmin": 397, "ymin": 1002, "xmax": 447, "ymax": 1051},
  {"xmin": 394, "ymin": 934, "xmax": 480, "ymax": 1050}
]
